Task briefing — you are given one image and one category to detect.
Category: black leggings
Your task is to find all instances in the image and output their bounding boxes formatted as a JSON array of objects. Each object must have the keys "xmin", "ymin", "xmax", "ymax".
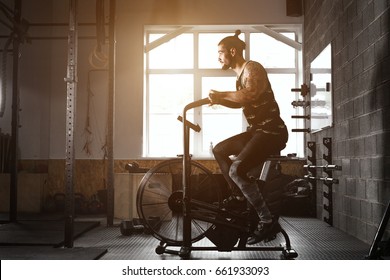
[{"xmin": 213, "ymin": 129, "xmax": 288, "ymax": 196}]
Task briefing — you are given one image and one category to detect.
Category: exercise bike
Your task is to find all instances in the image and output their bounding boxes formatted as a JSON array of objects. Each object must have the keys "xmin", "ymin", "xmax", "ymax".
[{"xmin": 136, "ymin": 98, "xmax": 298, "ymax": 259}]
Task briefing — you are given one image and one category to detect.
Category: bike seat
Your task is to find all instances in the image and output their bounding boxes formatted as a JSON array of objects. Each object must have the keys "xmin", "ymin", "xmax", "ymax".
[{"xmin": 247, "ymin": 155, "xmax": 284, "ymax": 182}]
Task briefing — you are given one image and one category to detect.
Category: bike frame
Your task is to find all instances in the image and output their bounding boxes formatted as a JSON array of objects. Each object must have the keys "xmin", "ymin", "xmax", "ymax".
[
  {"xmin": 176, "ymin": 98, "xmax": 297, "ymax": 259},
  {"xmin": 181, "ymin": 98, "xmax": 211, "ymax": 251}
]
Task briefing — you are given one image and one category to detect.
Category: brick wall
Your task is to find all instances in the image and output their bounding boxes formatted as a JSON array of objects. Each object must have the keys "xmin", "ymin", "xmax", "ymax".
[{"xmin": 303, "ymin": 0, "xmax": 389, "ymax": 243}]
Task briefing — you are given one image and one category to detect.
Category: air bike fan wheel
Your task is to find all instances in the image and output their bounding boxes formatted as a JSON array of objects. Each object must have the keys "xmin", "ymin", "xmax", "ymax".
[{"xmin": 137, "ymin": 158, "xmax": 221, "ymax": 245}]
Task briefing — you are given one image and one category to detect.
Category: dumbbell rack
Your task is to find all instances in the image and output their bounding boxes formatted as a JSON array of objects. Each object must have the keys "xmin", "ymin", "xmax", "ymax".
[
  {"xmin": 291, "ymin": 83, "xmax": 311, "ymax": 133},
  {"xmin": 306, "ymin": 141, "xmax": 317, "ymax": 217},
  {"xmin": 322, "ymin": 138, "xmax": 334, "ymax": 225},
  {"xmin": 304, "ymin": 138, "xmax": 342, "ymax": 225}
]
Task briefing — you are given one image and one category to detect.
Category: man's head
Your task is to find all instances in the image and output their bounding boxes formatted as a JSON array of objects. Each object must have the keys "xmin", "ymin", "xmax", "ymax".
[{"xmin": 218, "ymin": 30, "xmax": 246, "ymax": 70}]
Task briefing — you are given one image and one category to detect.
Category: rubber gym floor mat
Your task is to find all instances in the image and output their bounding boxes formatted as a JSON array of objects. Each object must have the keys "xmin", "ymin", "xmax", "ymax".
[
  {"xmin": 72, "ymin": 217, "xmax": 371, "ymax": 260},
  {"xmin": 0, "ymin": 246, "xmax": 108, "ymax": 260},
  {"xmin": 0, "ymin": 220, "xmax": 100, "ymax": 246},
  {"xmin": 72, "ymin": 224, "xmax": 289, "ymax": 260},
  {"xmin": 0, "ymin": 212, "xmax": 65, "ymax": 222},
  {"xmin": 277, "ymin": 217, "xmax": 370, "ymax": 259}
]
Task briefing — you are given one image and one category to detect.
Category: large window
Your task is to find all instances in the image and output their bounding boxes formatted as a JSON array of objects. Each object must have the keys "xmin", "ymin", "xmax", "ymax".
[{"xmin": 144, "ymin": 25, "xmax": 303, "ymax": 158}]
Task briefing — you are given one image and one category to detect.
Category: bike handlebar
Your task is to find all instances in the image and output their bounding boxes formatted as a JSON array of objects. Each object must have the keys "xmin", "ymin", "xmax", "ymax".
[
  {"xmin": 183, "ymin": 97, "xmax": 211, "ymax": 111},
  {"xmin": 177, "ymin": 116, "xmax": 201, "ymax": 132},
  {"xmin": 178, "ymin": 98, "xmax": 211, "ymax": 132}
]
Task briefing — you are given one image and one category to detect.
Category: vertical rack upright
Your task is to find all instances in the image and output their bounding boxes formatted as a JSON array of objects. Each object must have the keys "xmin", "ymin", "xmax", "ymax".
[
  {"xmin": 64, "ymin": 0, "xmax": 78, "ymax": 248},
  {"xmin": 307, "ymin": 141, "xmax": 317, "ymax": 217},
  {"xmin": 322, "ymin": 137, "xmax": 333, "ymax": 226}
]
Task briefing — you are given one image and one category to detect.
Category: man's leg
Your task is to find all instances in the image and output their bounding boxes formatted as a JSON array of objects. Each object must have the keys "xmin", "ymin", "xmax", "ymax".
[
  {"xmin": 228, "ymin": 132, "xmax": 285, "ymax": 243},
  {"xmin": 229, "ymin": 160, "xmax": 272, "ymax": 223},
  {"xmin": 212, "ymin": 132, "xmax": 251, "ymax": 197}
]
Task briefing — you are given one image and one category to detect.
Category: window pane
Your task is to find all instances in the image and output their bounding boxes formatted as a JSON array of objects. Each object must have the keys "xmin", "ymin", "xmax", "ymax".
[
  {"xmin": 199, "ymin": 33, "xmax": 245, "ymax": 69},
  {"xmin": 250, "ymin": 32, "xmax": 295, "ymax": 68},
  {"xmin": 148, "ymin": 33, "xmax": 193, "ymax": 69},
  {"xmin": 201, "ymin": 76, "xmax": 238, "ymax": 113},
  {"xmin": 148, "ymin": 114, "xmax": 183, "ymax": 156},
  {"xmin": 149, "ymin": 74, "xmax": 193, "ymax": 114},
  {"xmin": 201, "ymin": 114, "xmax": 242, "ymax": 156},
  {"xmin": 200, "ymin": 77, "xmax": 243, "ymax": 156},
  {"xmin": 148, "ymin": 74, "xmax": 194, "ymax": 156}
]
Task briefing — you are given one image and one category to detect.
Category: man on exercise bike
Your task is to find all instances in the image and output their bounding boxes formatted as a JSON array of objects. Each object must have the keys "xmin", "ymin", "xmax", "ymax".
[{"xmin": 208, "ymin": 30, "xmax": 288, "ymax": 244}]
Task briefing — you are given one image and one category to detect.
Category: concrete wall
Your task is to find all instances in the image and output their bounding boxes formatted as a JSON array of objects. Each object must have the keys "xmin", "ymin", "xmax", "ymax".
[{"xmin": 303, "ymin": 0, "xmax": 390, "ymax": 243}]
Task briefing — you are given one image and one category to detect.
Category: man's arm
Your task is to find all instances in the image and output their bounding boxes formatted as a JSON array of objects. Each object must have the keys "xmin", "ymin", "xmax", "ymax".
[
  {"xmin": 209, "ymin": 90, "xmax": 241, "ymax": 108},
  {"xmin": 218, "ymin": 99, "xmax": 241, "ymax": 108},
  {"xmin": 209, "ymin": 62, "xmax": 269, "ymax": 105}
]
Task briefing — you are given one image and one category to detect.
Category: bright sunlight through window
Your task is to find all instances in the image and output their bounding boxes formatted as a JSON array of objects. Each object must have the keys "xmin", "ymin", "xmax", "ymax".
[{"xmin": 144, "ymin": 26, "xmax": 303, "ymax": 158}]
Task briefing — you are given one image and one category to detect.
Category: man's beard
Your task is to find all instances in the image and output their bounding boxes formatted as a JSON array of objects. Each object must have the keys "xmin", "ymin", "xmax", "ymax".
[{"xmin": 221, "ymin": 56, "xmax": 234, "ymax": 70}]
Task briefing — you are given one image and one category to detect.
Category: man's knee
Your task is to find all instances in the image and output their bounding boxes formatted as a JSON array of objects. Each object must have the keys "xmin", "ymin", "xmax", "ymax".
[
  {"xmin": 229, "ymin": 160, "xmax": 242, "ymax": 179},
  {"xmin": 212, "ymin": 142, "xmax": 223, "ymax": 156}
]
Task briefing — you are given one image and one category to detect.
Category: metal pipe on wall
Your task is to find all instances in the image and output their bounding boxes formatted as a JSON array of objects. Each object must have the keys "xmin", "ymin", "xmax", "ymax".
[
  {"xmin": 9, "ymin": 0, "xmax": 22, "ymax": 223},
  {"xmin": 63, "ymin": 0, "xmax": 78, "ymax": 248},
  {"xmin": 106, "ymin": 0, "xmax": 116, "ymax": 227}
]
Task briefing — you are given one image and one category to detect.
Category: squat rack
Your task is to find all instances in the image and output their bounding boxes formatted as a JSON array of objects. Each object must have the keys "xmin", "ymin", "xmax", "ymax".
[
  {"xmin": 0, "ymin": 0, "xmax": 23, "ymax": 223},
  {"xmin": 0, "ymin": 0, "xmax": 117, "ymax": 247}
]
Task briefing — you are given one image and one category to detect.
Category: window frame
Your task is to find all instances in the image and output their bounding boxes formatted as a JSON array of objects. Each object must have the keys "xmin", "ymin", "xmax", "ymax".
[{"xmin": 143, "ymin": 25, "xmax": 303, "ymax": 158}]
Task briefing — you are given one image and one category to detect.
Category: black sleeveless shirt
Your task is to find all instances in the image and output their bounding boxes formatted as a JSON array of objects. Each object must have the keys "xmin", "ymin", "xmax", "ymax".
[{"xmin": 236, "ymin": 61, "xmax": 287, "ymax": 135}]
